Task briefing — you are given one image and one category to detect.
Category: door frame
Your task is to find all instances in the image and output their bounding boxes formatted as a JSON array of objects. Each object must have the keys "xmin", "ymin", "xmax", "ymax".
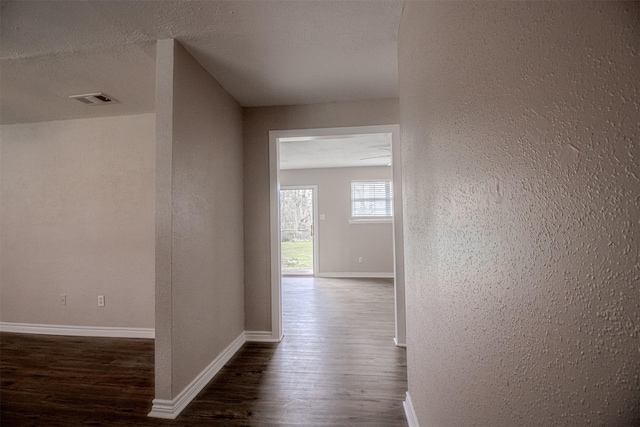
[
  {"xmin": 268, "ymin": 125, "xmax": 405, "ymax": 346},
  {"xmin": 280, "ymin": 185, "xmax": 319, "ymax": 277}
]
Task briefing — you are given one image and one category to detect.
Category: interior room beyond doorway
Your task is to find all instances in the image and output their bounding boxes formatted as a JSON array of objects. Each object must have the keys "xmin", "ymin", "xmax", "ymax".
[{"xmin": 270, "ymin": 125, "xmax": 406, "ymax": 346}]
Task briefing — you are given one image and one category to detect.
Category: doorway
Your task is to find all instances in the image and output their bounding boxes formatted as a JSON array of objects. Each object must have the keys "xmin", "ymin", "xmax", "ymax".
[
  {"xmin": 280, "ymin": 186, "xmax": 318, "ymax": 276},
  {"xmin": 268, "ymin": 125, "xmax": 405, "ymax": 345}
]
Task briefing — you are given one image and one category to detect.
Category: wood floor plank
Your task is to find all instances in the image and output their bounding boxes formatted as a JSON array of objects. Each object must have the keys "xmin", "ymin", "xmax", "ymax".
[{"xmin": 1, "ymin": 277, "xmax": 407, "ymax": 425}]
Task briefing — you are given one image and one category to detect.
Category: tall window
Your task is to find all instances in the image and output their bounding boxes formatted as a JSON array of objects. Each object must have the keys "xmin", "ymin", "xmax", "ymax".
[{"xmin": 351, "ymin": 180, "xmax": 393, "ymax": 218}]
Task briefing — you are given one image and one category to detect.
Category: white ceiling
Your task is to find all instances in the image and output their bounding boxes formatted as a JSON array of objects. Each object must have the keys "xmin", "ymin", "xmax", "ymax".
[
  {"xmin": 279, "ymin": 133, "xmax": 392, "ymax": 169},
  {"xmin": 0, "ymin": 0, "xmax": 404, "ymax": 125}
]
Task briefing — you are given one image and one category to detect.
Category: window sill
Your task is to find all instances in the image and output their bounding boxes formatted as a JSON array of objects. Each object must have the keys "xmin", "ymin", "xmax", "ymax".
[{"xmin": 349, "ymin": 218, "xmax": 392, "ymax": 224}]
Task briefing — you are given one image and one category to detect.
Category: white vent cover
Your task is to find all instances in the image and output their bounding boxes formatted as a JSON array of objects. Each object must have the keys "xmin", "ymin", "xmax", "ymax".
[{"xmin": 69, "ymin": 93, "xmax": 116, "ymax": 105}]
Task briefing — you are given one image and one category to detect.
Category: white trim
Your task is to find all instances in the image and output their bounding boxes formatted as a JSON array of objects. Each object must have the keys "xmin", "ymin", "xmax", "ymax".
[
  {"xmin": 316, "ymin": 272, "xmax": 394, "ymax": 279},
  {"xmin": 148, "ymin": 332, "xmax": 246, "ymax": 419},
  {"xmin": 269, "ymin": 131, "xmax": 283, "ymax": 342},
  {"xmin": 394, "ymin": 337, "xmax": 407, "ymax": 348},
  {"xmin": 349, "ymin": 218, "xmax": 393, "ymax": 224},
  {"xmin": 0, "ymin": 322, "xmax": 154, "ymax": 339},
  {"xmin": 270, "ymin": 125, "xmax": 404, "ymax": 346},
  {"xmin": 245, "ymin": 330, "xmax": 284, "ymax": 343},
  {"xmin": 403, "ymin": 391, "xmax": 421, "ymax": 427},
  {"xmin": 272, "ymin": 125, "xmax": 398, "ymax": 140},
  {"xmin": 389, "ymin": 124, "xmax": 406, "ymax": 348}
]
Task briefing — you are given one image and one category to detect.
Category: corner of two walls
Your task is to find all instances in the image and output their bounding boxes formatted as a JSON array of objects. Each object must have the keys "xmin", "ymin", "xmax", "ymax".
[
  {"xmin": 1, "ymin": 37, "xmax": 246, "ymax": 417},
  {"xmin": 153, "ymin": 39, "xmax": 244, "ymax": 407},
  {"xmin": 399, "ymin": 2, "xmax": 639, "ymax": 426},
  {"xmin": 0, "ymin": 36, "xmax": 399, "ymax": 417}
]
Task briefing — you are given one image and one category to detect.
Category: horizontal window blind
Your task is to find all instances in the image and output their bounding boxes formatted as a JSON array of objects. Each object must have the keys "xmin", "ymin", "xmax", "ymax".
[{"xmin": 351, "ymin": 180, "xmax": 393, "ymax": 217}]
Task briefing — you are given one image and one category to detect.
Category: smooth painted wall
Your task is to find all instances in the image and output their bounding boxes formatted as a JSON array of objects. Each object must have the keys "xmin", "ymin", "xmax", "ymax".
[
  {"xmin": 243, "ymin": 99, "xmax": 399, "ymax": 331},
  {"xmin": 399, "ymin": 2, "xmax": 639, "ymax": 425},
  {"xmin": 280, "ymin": 166, "xmax": 394, "ymax": 275},
  {"xmin": 155, "ymin": 39, "xmax": 244, "ymax": 399},
  {"xmin": 0, "ymin": 114, "xmax": 155, "ymax": 328}
]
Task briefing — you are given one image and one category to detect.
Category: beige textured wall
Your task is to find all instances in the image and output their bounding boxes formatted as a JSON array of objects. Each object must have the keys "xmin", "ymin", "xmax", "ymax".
[
  {"xmin": 399, "ymin": 2, "xmax": 639, "ymax": 425},
  {"xmin": 243, "ymin": 99, "xmax": 399, "ymax": 331},
  {"xmin": 280, "ymin": 166, "xmax": 394, "ymax": 275},
  {"xmin": 155, "ymin": 39, "xmax": 244, "ymax": 399},
  {"xmin": 0, "ymin": 114, "xmax": 155, "ymax": 328}
]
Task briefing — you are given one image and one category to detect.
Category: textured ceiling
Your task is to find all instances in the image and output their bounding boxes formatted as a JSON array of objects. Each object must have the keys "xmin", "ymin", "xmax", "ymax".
[
  {"xmin": 0, "ymin": 0, "xmax": 403, "ymax": 125},
  {"xmin": 279, "ymin": 133, "xmax": 392, "ymax": 169}
]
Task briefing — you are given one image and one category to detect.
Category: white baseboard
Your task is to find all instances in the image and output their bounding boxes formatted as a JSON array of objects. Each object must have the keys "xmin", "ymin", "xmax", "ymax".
[
  {"xmin": 403, "ymin": 391, "xmax": 420, "ymax": 427},
  {"xmin": 245, "ymin": 330, "xmax": 283, "ymax": 343},
  {"xmin": 316, "ymin": 272, "xmax": 394, "ymax": 279},
  {"xmin": 148, "ymin": 332, "xmax": 246, "ymax": 419},
  {"xmin": 0, "ymin": 322, "xmax": 154, "ymax": 339},
  {"xmin": 394, "ymin": 337, "xmax": 407, "ymax": 348}
]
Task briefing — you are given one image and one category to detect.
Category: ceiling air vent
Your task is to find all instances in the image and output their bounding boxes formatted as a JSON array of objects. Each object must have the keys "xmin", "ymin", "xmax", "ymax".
[{"xmin": 69, "ymin": 93, "xmax": 116, "ymax": 105}]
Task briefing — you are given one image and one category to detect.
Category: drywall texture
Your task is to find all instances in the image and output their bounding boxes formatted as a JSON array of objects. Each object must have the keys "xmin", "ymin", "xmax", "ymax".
[
  {"xmin": 280, "ymin": 166, "xmax": 394, "ymax": 275},
  {"xmin": 399, "ymin": 1, "xmax": 639, "ymax": 425},
  {"xmin": 243, "ymin": 99, "xmax": 399, "ymax": 331},
  {"xmin": 0, "ymin": 114, "xmax": 155, "ymax": 328},
  {"xmin": 154, "ymin": 39, "xmax": 244, "ymax": 399}
]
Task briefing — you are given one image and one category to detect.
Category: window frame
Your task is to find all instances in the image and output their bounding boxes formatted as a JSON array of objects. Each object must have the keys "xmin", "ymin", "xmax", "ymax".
[{"xmin": 349, "ymin": 179, "xmax": 393, "ymax": 224}]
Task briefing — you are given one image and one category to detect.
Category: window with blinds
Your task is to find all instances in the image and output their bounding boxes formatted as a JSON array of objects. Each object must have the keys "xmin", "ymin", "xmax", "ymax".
[{"xmin": 351, "ymin": 180, "xmax": 393, "ymax": 218}]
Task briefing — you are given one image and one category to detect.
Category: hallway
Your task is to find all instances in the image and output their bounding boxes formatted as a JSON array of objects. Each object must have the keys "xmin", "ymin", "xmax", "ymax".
[
  {"xmin": 184, "ymin": 277, "xmax": 408, "ymax": 425},
  {"xmin": 1, "ymin": 278, "xmax": 407, "ymax": 426}
]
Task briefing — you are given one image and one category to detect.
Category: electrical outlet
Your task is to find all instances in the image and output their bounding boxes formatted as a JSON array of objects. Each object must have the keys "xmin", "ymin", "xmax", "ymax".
[
  {"xmin": 98, "ymin": 295, "xmax": 105, "ymax": 307},
  {"xmin": 59, "ymin": 294, "xmax": 66, "ymax": 306},
  {"xmin": 358, "ymin": 256, "xmax": 363, "ymax": 263}
]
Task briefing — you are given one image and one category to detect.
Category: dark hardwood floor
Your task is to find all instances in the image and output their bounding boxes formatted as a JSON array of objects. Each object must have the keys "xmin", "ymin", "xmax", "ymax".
[{"xmin": 1, "ymin": 277, "xmax": 407, "ymax": 426}]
